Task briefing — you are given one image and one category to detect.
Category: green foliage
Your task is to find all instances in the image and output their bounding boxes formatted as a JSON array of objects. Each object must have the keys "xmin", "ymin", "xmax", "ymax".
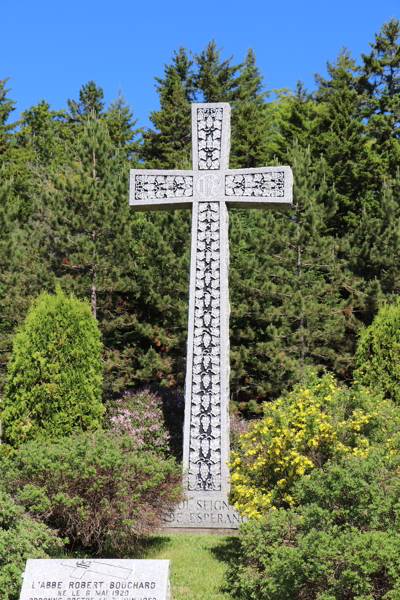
[
  {"xmin": 229, "ymin": 372, "xmax": 399, "ymax": 518},
  {"xmin": 0, "ymin": 78, "xmax": 17, "ymax": 162},
  {"xmin": 0, "ymin": 488, "xmax": 63, "ymax": 600},
  {"xmin": 312, "ymin": 51, "xmax": 376, "ymax": 233},
  {"xmin": 1, "ymin": 287, "xmax": 103, "ymax": 445},
  {"xmin": 225, "ymin": 449, "xmax": 400, "ymax": 600},
  {"xmin": 356, "ymin": 298, "xmax": 400, "ymax": 403},
  {"xmin": 349, "ymin": 170, "xmax": 400, "ymax": 298},
  {"xmin": 193, "ymin": 40, "xmax": 242, "ymax": 103},
  {"xmin": 67, "ymin": 80, "xmax": 105, "ymax": 120},
  {"xmin": 106, "ymin": 93, "xmax": 141, "ymax": 159},
  {"xmin": 140, "ymin": 47, "xmax": 192, "ymax": 169},
  {"xmin": 1, "ymin": 431, "xmax": 182, "ymax": 554},
  {"xmin": 1, "ymin": 21, "xmax": 399, "ymax": 406},
  {"xmin": 229, "ymin": 143, "xmax": 361, "ymax": 408},
  {"xmin": 26, "ymin": 116, "xmax": 150, "ymax": 391},
  {"xmin": 229, "ymin": 48, "xmax": 272, "ymax": 169},
  {"xmin": 358, "ymin": 18, "xmax": 400, "ymax": 181}
]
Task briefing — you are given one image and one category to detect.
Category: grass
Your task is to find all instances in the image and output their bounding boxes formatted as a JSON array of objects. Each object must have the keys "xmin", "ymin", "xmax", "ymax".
[{"xmin": 140, "ymin": 534, "xmax": 239, "ymax": 600}]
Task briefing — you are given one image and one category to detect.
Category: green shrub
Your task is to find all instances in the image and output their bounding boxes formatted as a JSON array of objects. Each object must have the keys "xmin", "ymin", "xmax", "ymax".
[
  {"xmin": 1, "ymin": 431, "xmax": 182, "ymax": 554},
  {"xmin": 225, "ymin": 449, "xmax": 400, "ymax": 600},
  {"xmin": 1, "ymin": 287, "xmax": 104, "ymax": 446},
  {"xmin": 356, "ymin": 298, "xmax": 400, "ymax": 404},
  {"xmin": 0, "ymin": 489, "xmax": 64, "ymax": 600},
  {"xmin": 229, "ymin": 372, "xmax": 399, "ymax": 518}
]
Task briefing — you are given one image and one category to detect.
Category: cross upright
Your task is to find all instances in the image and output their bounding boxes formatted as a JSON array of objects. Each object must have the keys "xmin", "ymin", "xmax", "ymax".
[{"xmin": 129, "ymin": 103, "xmax": 292, "ymax": 530}]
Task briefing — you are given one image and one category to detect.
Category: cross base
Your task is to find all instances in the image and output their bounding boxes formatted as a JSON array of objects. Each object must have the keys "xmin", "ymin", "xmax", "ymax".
[{"xmin": 161, "ymin": 492, "xmax": 246, "ymax": 530}]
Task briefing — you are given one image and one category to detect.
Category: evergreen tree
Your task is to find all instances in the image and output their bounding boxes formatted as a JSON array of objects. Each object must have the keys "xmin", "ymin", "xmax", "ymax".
[
  {"xmin": 23, "ymin": 117, "xmax": 191, "ymax": 394},
  {"xmin": 5, "ymin": 101, "xmax": 79, "ymax": 222},
  {"xmin": 229, "ymin": 48, "xmax": 272, "ymax": 168},
  {"xmin": 349, "ymin": 169, "xmax": 400, "ymax": 301},
  {"xmin": 155, "ymin": 46, "xmax": 196, "ymax": 103},
  {"xmin": 0, "ymin": 77, "xmax": 17, "ymax": 163},
  {"xmin": 356, "ymin": 297, "xmax": 400, "ymax": 404},
  {"xmin": 67, "ymin": 80, "xmax": 105, "ymax": 121},
  {"xmin": 193, "ymin": 40, "xmax": 242, "ymax": 102},
  {"xmin": 312, "ymin": 51, "xmax": 375, "ymax": 233},
  {"xmin": 1, "ymin": 287, "xmax": 104, "ymax": 446},
  {"xmin": 358, "ymin": 18, "xmax": 400, "ymax": 181},
  {"xmin": 276, "ymin": 81, "xmax": 317, "ymax": 161},
  {"xmin": 229, "ymin": 145, "xmax": 362, "ymax": 410},
  {"xmin": 105, "ymin": 92, "xmax": 141, "ymax": 161},
  {"xmin": 140, "ymin": 47, "xmax": 193, "ymax": 169},
  {"xmin": 0, "ymin": 171, "xmax": 45, "ymax": 396}
]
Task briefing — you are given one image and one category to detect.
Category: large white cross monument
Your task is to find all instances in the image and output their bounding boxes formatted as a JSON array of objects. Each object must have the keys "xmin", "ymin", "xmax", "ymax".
[{"xmin": 130, "ymin": 103, "xmax": 292, "ymax": 530}]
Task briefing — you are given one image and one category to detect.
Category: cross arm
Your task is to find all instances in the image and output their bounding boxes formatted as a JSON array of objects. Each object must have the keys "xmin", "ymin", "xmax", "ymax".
[
  {"xmin": 223, "ymin": 166, "xmax": 293, "ymax": 209},
  {"xmin": 129, "ymin": 169, "xmax": 195, "ymax": 212}
]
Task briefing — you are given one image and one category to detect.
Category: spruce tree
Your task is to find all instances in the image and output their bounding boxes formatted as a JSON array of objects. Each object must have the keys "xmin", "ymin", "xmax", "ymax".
[
  {"xmin": 229, "ymin": 48, "xmax": 273, "ymax": 168},
  {"xmin": 311, "ymin": 51, "xmax": 375, "ymax": 234},
  {"xmin": 275, "ymin": 82, "xmax": 316, "ymax": 163},
  {"xmin": 358, "ymin": 18, "xmax": 400, "ymax": 181},
  {"xmin": 140, "ymin": 71, "xmax": 192, "ymax": 169},
  {"xmin": 24, "ymin": 118, "xmax": 143, "ymax": 391},
  {"xmin": 106, "ymin": 92, "xmax": 141, "ymax": 161},
  {"xmin": 193, "ymin": 40, "xmax": 242, "ymax": 102}
]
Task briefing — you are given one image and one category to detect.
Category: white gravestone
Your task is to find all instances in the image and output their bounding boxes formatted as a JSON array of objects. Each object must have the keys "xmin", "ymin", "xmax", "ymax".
[
  {"xmin": 129, "ymin": 103, "xmax": 292, "ymax": 529},
  {"xmin": 19, "ymin": 559, "xmax": 170, "ymax": 600}
]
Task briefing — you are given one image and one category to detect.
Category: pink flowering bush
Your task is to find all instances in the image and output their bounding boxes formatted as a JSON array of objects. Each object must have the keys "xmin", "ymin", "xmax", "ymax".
[{"xmin": 107, "ymin": 389, "xmax": 171, "ymax": 456}]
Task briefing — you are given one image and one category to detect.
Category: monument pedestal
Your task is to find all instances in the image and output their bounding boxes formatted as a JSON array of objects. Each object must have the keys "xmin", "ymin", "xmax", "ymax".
[{"xmin": 161, "ymin": 492, "xmax": 245, "ymax": 531}]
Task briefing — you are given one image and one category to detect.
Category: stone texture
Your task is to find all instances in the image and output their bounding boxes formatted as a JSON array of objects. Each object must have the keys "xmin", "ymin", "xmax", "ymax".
[
  {"xmin": 129, "ymin": 103, "xmax": 293, "ymax": 530},
  {"xmin": 19, "ymin": 559, "xmax": 170, "ymax": 600},
  {"xmin": 161, "ymin": 494, "xmax": 247, "ymax": 528}
]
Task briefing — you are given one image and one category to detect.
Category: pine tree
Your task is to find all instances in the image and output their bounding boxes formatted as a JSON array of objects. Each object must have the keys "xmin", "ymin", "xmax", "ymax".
[
  {"xmin": 25, "ymin": 117, "xmax": 144, "ymax": 391},
  {"xmin": 22, "ymin": 116, "xmax": 191, "ymax": 394},
  {"xmin": 0, "ymin": 175, "xmax": 46, "ymax": 396},
  {"xmin": 275, "ymin": 81, "xmax": 317, "ymax": 161}
]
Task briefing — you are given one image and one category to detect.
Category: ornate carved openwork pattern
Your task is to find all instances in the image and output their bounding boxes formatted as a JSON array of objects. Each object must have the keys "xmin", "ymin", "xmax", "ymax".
[
  {"xmin": 135, "ymin": 175, "xmax": 193, "ymax": 200},
  {"xmin": 188, "ymin": 202, "xmax": 222, "ymax": 491},
  {"xmin": 197, "ymin": 108, "xmax": 223, "ymax": 171},
  {"xmin": 225, "ymin": 172, "xmax": 285, "ymax": 197}
]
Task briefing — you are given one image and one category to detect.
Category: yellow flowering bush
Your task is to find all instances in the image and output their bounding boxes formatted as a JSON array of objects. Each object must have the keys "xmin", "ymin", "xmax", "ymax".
[{"xmin": 229, "ymin": 372, "xmax": 399, "ymax": 519}]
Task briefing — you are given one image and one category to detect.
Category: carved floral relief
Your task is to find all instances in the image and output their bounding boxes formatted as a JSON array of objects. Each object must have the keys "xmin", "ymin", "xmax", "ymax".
[
  {"xmin": 135, "ymin": 175, "xmax": 193, "ymax": 200},
  {"xmin": 188, "ymin": 201, "xmax": 222, "ymax": 491},
  {"xmin": 197, "ymin": 108, "xmax": 223, "ymax": 171},
  {"xmin": 225, "ymin": 172, "xmax": 285, "ymax": 197}
]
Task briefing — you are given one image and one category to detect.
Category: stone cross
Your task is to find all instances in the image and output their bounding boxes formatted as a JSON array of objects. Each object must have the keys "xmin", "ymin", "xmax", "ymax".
[{"xmin": 129, "ymin": 103, "xmax": 292, "ymax": 530}]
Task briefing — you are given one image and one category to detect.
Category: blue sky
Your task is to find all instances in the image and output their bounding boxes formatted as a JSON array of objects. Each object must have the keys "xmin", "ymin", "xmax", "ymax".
[{"xmin": 2, "ymin": 0, "xmax": 397, "ymax": 130}]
